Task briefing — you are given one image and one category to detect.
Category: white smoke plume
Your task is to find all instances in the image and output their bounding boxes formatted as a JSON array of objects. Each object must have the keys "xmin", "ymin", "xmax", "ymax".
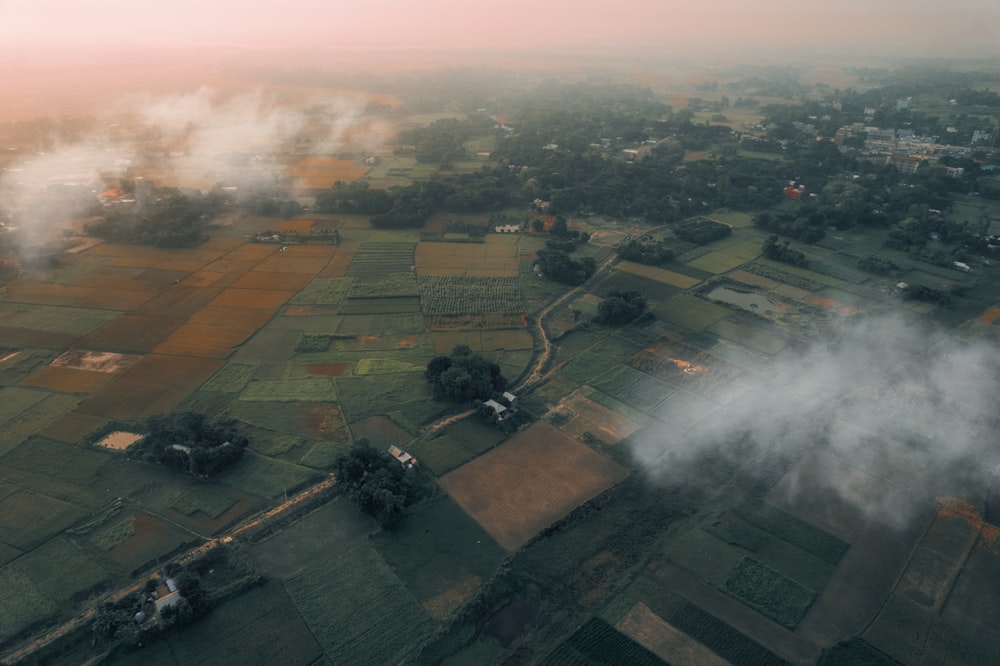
[{"xmin": 630, "ymin": 313, "xmax": 1000, "ymax": 531}]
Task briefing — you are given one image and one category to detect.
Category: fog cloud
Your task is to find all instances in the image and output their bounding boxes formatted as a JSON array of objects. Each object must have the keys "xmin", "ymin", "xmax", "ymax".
[{"xmin": 631, "ymin": 313, "xmax": 1000, "ymax": 530}]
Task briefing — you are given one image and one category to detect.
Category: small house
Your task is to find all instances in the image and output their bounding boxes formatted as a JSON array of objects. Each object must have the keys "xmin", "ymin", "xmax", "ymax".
[{"xmin": 388, "ymin": 445, "xmax": 417, "ymax": 468}]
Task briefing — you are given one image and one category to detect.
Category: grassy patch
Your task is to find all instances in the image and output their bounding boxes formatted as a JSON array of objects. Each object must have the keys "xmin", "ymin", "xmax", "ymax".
[
  {"xmin": 171, "ymin": 485, "xmax": 239, "ymax": 518},
  {"xmin": 723, "ymin": 557, "xmax": 816, "ymax": 628},
  {"xmin": 733, "ymin": 498, "xmax": 849, "ymax": 566},
  {"xmin": 289, "ymin": 277, "xmax": 353, "ymax": 306},
  {"xmin": 163, "ymin": 581, "xmax": 324, "ymax": 666},
  {"xmin": 219, "ymin": 453, "xmax": 319, "ymax": 499},
  {"xmin": 336, "ymin": 373, "xmax": 433, "ymax": 424},
  {"xmin": 354, "ymin": 357, "xmax": 426, "ymax": 375},
  {"xmin": 285, "ymin": 543, "xmax": 435, "ymax": 665},
  {"xmin": 669, "ymin": 602, "xmax": 792, "ymax": 666},
  {"xmin": 240, "ymin": 377, "xmax": 338, "ymax": 402},
  {"xmin": 653, "ymin": 294, "xmax": 729, "ymax": 331},
  {"xmin": 339, "ymin": 296, "xmax": 422, "ymax": 314},
  {"xmin": 0, "ymin": 490, "xmax": 89, "ymax": 550},
  {"xmin": 13, "ymin": 537, "xmax": 110, "ymax": 603},
  {"xmin": 0, "ymin": 567, "xmax": 59, "ymax": 646},
  {"xmin": 371, "ymin": 496, "xmax": 505, "ymax": 615},
  {"xmin": 201, "ymin": 363, "xmax": 257, "ymax": 393},
  {"xmin": 408, "ymin": 434, "xmax": 477, "ymax": 476},
  {"xmin": 347, "ymin": 272, "xmax": 419, "ymax": 298}
]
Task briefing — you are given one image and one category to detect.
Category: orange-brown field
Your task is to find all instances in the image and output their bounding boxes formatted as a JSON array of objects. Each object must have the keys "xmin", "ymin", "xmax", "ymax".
[
  {"xmin": 616, "ymin": 602, "xmax": 729, "ymax": 666},
  {"xmin": 230, "ymin": 271, "xmax": 314, "ymax": 292},
  {"xmin": 977, "ymin": 306, "xmax": 1000, "ymax": 325},
  {"xmin": 208, "ymin": 288, "xmax": 294, "ymax": 310},
  {"xmin": 5, "ymin": 282, "xmax": 156, "ymax": 310},
  {"xmin": 414, "ymin": 242, "xmax": 518, "ymax": 278},
  {"xmin": 286, "ymin": 156, "xmax": 368, "ymax": 188},
  {"xmin": 274, "ymin": 219, "xmax": 316, "ymax": 234},
  {"xmin": 40, "ymin": 411, "xmax": 110, "ymax": 443},
  {"xmin": 440, "ymin": 421, "xmax": 630, "ymax": 551},
  {"xmin": 318, "ymin": 252, "xmax": 355, "ymax": 277},
  {"xmin": 74, "ymin": 315, "xmax": 179, "ymax": 355},
  {"xmin": 252, "ymin": 254, "xmax": 332, "ymax": 275},
  {"xmin": 22, "ymin": 365, "xmax": 114, "ymax": 393}
]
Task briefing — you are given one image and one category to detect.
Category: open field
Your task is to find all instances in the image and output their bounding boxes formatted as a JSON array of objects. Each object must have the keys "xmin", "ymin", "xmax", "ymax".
[
  {"xmin": 285, "ymin": 543, "xmax": 435, "ymax": 665},
  {"xmin": 441, "ymin": 421, "xmax": 630, "ymax": 551}
]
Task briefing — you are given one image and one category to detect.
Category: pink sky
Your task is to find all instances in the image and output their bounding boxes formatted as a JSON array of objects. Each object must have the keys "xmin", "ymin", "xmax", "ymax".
[{"xmin": 1, "ymin": 0, "xmax": 998, "ymax": 57}]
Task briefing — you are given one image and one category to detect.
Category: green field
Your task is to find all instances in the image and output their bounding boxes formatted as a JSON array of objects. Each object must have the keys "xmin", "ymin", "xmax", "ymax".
[
  {"xmin": 653, "ymin": 294, "xmax": 729, "ymax": 331},
  {"xmin": 0, "ymin": 490, "xmax": 89, "ymax": 551},
  {"xmin": 724, "ymin": 557, "xmax": 816, "ymax": 628},
  {"xmin": 347, "ymin": 272, "xmax": 420, "ymax": 298},
  {"xmin": 339, "ymin": 296, "xmax": 422, "ymax": 314},
  {"xmin": 239, "ymin": 377, "xmax": 338, "ymax": 402},
  {"xmin": 289, "ymin": 277, "xmax": 353, "ymax": 306},
  {"xmin": 347, "ymin": 242, "xmax": 416, "ymax": 275},
  {"xmin": 420, "ymin": 276, "xmax": 523, "ymax": 315},
  {"xmin": 219, "ymin": 453, "xmax": 319, "ymax": 499},
  {"xmin": 285, "ymin": 543, "xmax": 435, "ymax": 664},
  {"xmin": 171, "ymin": 485, "xmax": 239, "ymax": 518},
  {"xmin": 201, "ymin": 363, "xmax": 257, "ymax": 393},
  {"xmin": 0, "ymin": 566, "xmax": 59, "ymax": 646},
  {"xmin": 371, "ymin": 496, "xmax": 505, "ymax": 614}
]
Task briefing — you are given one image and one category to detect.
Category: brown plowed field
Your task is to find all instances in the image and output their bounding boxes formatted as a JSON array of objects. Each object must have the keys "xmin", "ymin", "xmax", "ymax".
[
  {"xmin": 208, "ymin": 288, "xmax": 293, "ymax": 310},
  {"xmin": 441, "ymin": 421, "xmax": 630, "ymax": 551},
  {"xmin": 22, "ymin": 366, "xmax": 113, "ymax": 393},
  {"xmin": 230, "ymin": 271, "xmax": 314, "ymax": 292}
]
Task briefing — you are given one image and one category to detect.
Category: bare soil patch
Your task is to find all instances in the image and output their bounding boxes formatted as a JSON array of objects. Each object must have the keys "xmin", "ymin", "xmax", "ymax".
[
  {"xmin": 307, "ymin": 363, "xmax": 348, "ymax": 377},
  {"xmin": 441, "ymin": 421, "xmax": 629, "ymax": 551},
  {"xmin": 51, "ymin": 349, "xmax": 140, "ymax": 373},
  {"xmin": 616, "ymin": 602, "xmax": 729, "ymax": 666},
  {"xmin": 549, "ymin": 388, "xmax": 642, "ymax": 445},
  {"xmin": 95, "ymin": 431, "xmax": 143, "ymax": 451}
]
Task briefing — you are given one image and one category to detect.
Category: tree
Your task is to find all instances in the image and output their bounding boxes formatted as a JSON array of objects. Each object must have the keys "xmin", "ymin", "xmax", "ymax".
[
  {"xmin": 597, "ymin": 290, "xmax": 648, "ymax": 324},
  {"xmin": 426, "ymin": 346, "xmax": 507, "ymax": 403},
  {"xmin": 332, "ymin": 441, "xmax": 424, "ymax": 528}
]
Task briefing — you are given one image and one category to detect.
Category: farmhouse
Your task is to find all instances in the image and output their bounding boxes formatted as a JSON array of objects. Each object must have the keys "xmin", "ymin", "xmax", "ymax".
[
  {"xmin": 483, "ymin": 399, "xmax": 510, "ymax": 421},
  {"xmin": 388, "ymin": 445, "xmax": 417, "ymax": 468},
  {"xmin": 154, "ymin": 590, "xmax": 183, "ymax": 614}
]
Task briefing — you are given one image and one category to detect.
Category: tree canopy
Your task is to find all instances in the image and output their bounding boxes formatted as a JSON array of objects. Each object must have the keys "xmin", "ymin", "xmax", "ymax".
[
  {"xmin": 332, "ymin": 441, "xmax": 426, "ymax": 528},
  {"xmin": 596, "ymin": 290, "xmax": 648, "ymax": 324},
  {"xmin": 425, "ymin": 345, "xmax": 508, "ymax": 403}
]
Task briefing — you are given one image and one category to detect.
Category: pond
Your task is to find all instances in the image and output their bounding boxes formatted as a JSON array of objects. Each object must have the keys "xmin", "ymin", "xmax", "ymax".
[{"xmin": 707, "ymin": 285, "xmax": 782, "ymax": 315}]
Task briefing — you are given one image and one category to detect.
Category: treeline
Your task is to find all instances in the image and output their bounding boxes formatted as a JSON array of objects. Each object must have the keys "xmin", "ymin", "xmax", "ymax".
[
  {"xmin": 84, "ymin": 188, "xmax": 229, "ymax": 247},
  {"xmin": 675, "ymin": 218, "xmax": 732, "ymax": 245},
  {"xmin": 761, "ymin": 235, "xmax": 808, "ymax": 267},
  {"xmin": 616, "ymin": 238, "xmax": 674, "ymax": 265},
  {"xmin": 394, "ymin": 115, "xmax": 496, "ymax": 163},
  {"xmin": 536, "ymin": 247, "xmax": 597, "ymax": 286}
]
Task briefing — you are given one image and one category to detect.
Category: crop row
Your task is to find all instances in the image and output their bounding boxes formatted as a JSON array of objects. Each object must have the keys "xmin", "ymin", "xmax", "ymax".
[
  {"xmin": 347, "ymin": 273, "xmax": 419, "ymax": 298},
  {"xmin": 420, "ymin": 276, "xmax": 523, "ymax": 315}
]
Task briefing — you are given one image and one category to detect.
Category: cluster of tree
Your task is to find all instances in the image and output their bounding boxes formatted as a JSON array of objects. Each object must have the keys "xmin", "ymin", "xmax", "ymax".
[
  {"xmin": 535, "ymin": 247, "xmax": 597, "ymax": 286},
  {"xmin": 900, "ymin": 283, "xmax": 951, "ymax": 305},
  {"xmin": 857, "ymin": 256, "xmax": 899, "ymax": 275},
  {"xmin": 84, "ymin": 188, "xmax": 228, "ymax": 247},
  {"xmin": 331, "ymin": 441, "xmax": 428, "ymax": 528},
  {"xmin": 92, "ymin": 544, "xmax": 261, "ymax": 654},
  {"xmin": 250, "ymin": 228, "xmax": 339, "ymax": 244},
  {"xmin": 596, "ymin": 290, "xmax": 648, "ymax": 325},
  {"xmin": 126, "ymin": 412, "xmax": 249, "ymax": 478},
  {"xmin": 394, "ymin": 115, "xmax": 494, "ymax": 164},
  {"xmin": 754, "ymin": 210, "xmax": 829, "ymax": 243},
  {"xmin": 425, "ymin": 345, "xmax": 508, "ymax": 403},
  {"xmin": 243, "ymin": 190, "xmax": 303, "ymax": 218},
  {"xmin": 674, "ymin": 217, "xmax": 732, "ymax": 245},
  {"xmin": 616, "ymin": 238, "xmax": 674, "ymax": 265},
  {"xmin": 761, "ymin": 235, "xmax": 809, "ymax": 267}
]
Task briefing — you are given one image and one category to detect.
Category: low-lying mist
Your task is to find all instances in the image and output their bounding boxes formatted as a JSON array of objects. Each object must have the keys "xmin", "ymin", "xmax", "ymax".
[
  {"xmin": 0, "ymin": 86, "xmax": 375, "ymax": 255},
  {"xmin": 631, "ymin": 313, "xmax": 1000, "ymax": 530}
]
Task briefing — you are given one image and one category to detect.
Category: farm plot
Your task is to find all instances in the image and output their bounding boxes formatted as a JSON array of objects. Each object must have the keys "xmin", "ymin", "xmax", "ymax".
[
  {"xmin": 629, "ymin": 340, "xmax": 746, "ymax": 401},
  {"xmin": 2, "ymin": 304, "xmax": 119, "ymax": 335},
  {"xmin": 371, "ymin": 496, "xmax": 506, "ymax": 619},
  {"xmin": 225, "ymin": 401, "xmax": 350, "ymax": 446},
  {"xmin": 249, "ymin": 497, "xmax": 375, "ymax": 579},
  {"xmin": 347, "ymin": 242, "xmax": 416, "ymax": 276},
  {"xmin": 617, "ymin": 261, "xmax": 702, "ymax": 288},
  {"xmin": 653, "ymin": 294, "xmax": 729, "ymax": 331},
  {"xmin": 336, "ymin": 373, "xmax": 438, "ymax": 426},
  {"xmin": 686, "ymin": 250, "xmax": 752, "ymax": 274},
  {"xmin": 414, "ymin": 242, "xmax": 518, "ymax": 278},
  {"xmin": 346, "ymin": 272, "xmax": 419, "ymax": 298},
  {"xmin": 543, "ymin": 617, "xmax": 665, "ymax": 666},
  {"xmin": 219, "ymin": 453, "xmax": 319, "ymax": 499},
  {"xmin": 75, "ymin": 315, "xmax": 185, "ymax": 353},
  {"xmin": 239, "ymin": 377, "xmax": 338, "ymax": 402},
  {"xmin": 252, "ymin": 253, "xmax": 332, "ymax": 276},
  {"xmin": 708, "ymin": 318, "xmax": 787, "ymax": 355},
  {"xmin": 21, "ymin": 365, "xmax": 112, "ymax": 393},
  {"xmin": 0, "ymin": 567, "xmax": 59, "ymax": 648},
  {"xmin": 4, "ymin": 281, "xmax": 156, "ymax": 311},
  {"xmin": 229, "ymin": 271, "xmax": 314, "ymax": 292},
  {"xmin": 420, "ymin": 276, "xmax": 523, "ymax": 315},
  {"xmin": 723, "ymin": 558, "xmax": 816, "ymax": 629},
  {"xmin": 289, "ymin": 276, "xmax": 353, "ymax": 306},
  {"xmin": 153, "ymin": 582, "xmax": 324, "ymax": 666},
  {"xmin": 615, "ymin": 602, "xmax": 730, "ymax": 666},
  {"xmin": 0, "ymin": 490, "xmax": 88, "ymax": 550},
  {"xmin": 339, "ymin": 297, "xmax": 421, "ymax": 314},
  {"xmin": 287, "ymin": 156, "xmax": 367, "ymax": 188},
  {"xmin": 408, "ymin": 433, "xmax": 477, "ymax": 476},
  {"xmin": 285, "ymin": 543, "xmax": 435, "ymax": 665},
  {"xmin": 549, "ymin": 387, "xmax": 645, "ymax": 445},
  {"xmin": 441, "ymin": 421, "xmax": 630, "ymax": 551},
  {"xmin": 12, "ymin": 537, "xmax": 110, "ymax": 603}
]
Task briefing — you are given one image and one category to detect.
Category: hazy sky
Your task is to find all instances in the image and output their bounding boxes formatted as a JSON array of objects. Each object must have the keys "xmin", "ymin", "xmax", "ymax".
[{"xmin": 1, "ymin": 0, "xmax": 998, "ymax": 57}]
